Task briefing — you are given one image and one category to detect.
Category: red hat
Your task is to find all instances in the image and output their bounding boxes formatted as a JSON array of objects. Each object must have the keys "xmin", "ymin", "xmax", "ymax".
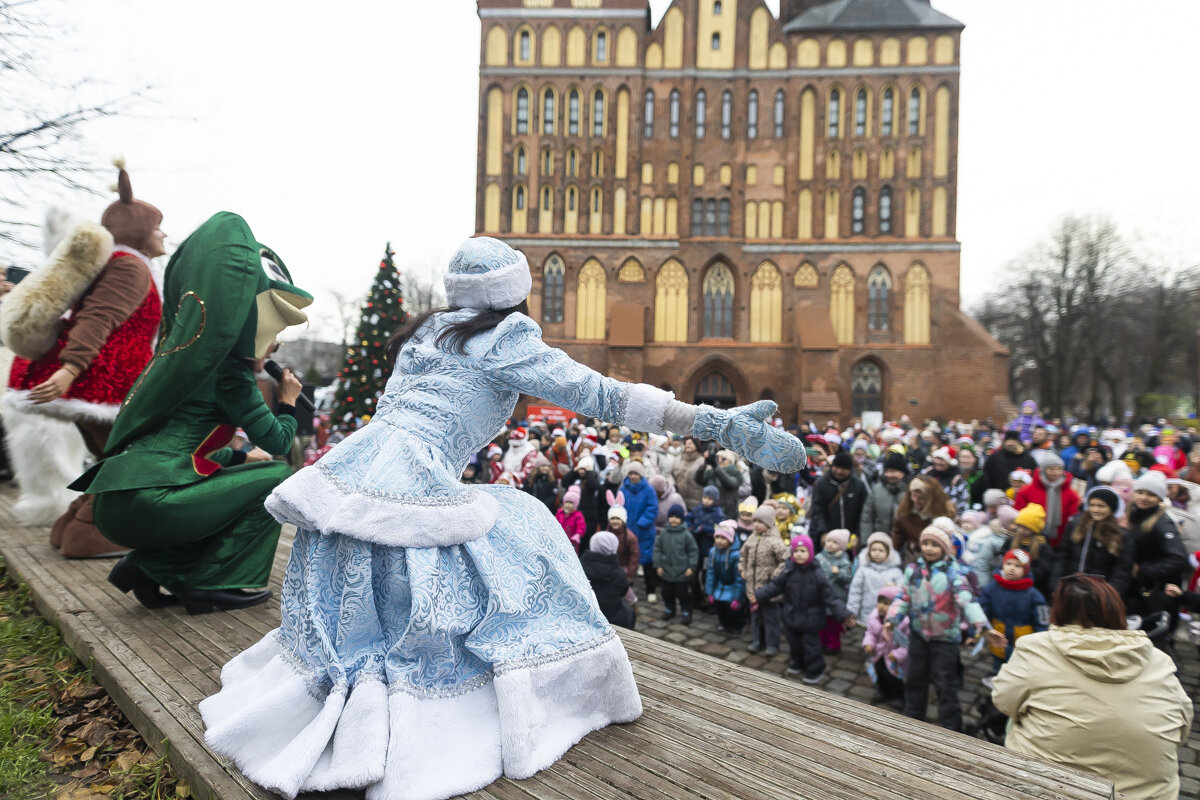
[
  {"xmin": 1003, "ymin": 549, "xmax": 1031, "ymax": 574},
  {"xmin": 509, "ymin": 427, "xmax": 527, "ymax": 441},
  {"xmin": 487, "ymin": 444, "xmax": 502, "ymax": 459}
]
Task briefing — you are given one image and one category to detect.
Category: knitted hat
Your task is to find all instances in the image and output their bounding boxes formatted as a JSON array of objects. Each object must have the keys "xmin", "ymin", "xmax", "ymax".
[
  {"xmin": 590, "ymin": 530, "xmax": 619, "ymax": 556},
  {"xmin": 1033, "ymin": 450, "xmax": 1064, "ymax": 469},
  {"xmin": 1013, "ymin": 503, "xmax": 1046, "ymax": 534},
  {"xmin": 751, "ymin": 505, "xmax": 777, "ymax": 528},
  {"xmin": 865, "ymin": 531, "xmax": 893, "ymax": 556},
  {"xmin": 1002, "ymin": 549, "xmax": 1031, "ymax": 574},
  {"xmin": 576, "ymin": 455, "xmax": 595, "ymax": 472},
  {"xmin": 100, "ymin": 159, "xmax": 162, "ymax": 252},
  {"xmin": 832, "ymin": 450, "xmax": 854, "ymax": 470},
  {"xmin": 982, "ymin": 488, "xmax": 1009, "ymax": 508},
  {"xmin": 534, "ymin": 453, "xmax": 551, "ymax": 469},
  {"xmin": 824, "ymin": 529, "xmax": 851, "ymax": 551},
  {"xmin": 703, "ymin": 485, "xmax": 721, "ymax": 502},
  {"xmin": 443, "ymin": 237, "xmax": 532, "ymax": 310},
  {"xmin": 667, "ymin": 503, "xmax": 687, "ymax": 519},
  {"xmin": 607, "ymin": 505, "xmax": 627, "ymax": 522},
  {"xmin": 1003, "ymin": 429, "xmax": 1022, "ymax": 442},
  {"xmin": 649, "ymin": 475, "xmax": 669, "ymax": 494},
  {"xmin": 919, "ymin": 525, "xmax": 953, "ymax": 556},
  {"xmin": 882, "ymin": 452, "xmax": 907, "ymax": 473},
  {"xmin": 562, "ymin": 485, "xmax": 581, "ymax": 506},
  {"xmin": 624, "ymin": 460, "xmax": 645, "ymax": 477},
  {"xmin": 738, "ymin": 496, "xmax": 759, "ymax": 515},
  {"xmin": 1133, "ymin": 470, "xmax": 1168, "ymax": 500},
  {"xmin": 876, "ymin": 585, "xmax": 900, "ymax": 603},
  {"xmin": 714, "ymin": 520, "xmax": 738, "ymax": 543},
  {"xmin": 1085, "ymin": 486, "xmax": 1121, "ymax": 515},
  {"xmin": 789, "ymin": 533, "xmax": 814, "ymax": 563}
]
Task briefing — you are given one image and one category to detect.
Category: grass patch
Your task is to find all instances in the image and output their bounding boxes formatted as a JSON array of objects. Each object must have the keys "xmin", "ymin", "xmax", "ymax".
[{"xmin": 0, "ymin": 555, "xmax": 190, "ymax": 799}]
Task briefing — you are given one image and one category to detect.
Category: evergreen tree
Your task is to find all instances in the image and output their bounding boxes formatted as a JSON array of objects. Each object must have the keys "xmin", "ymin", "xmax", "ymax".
[{"xmin": 332, "ymin": 244, "xmax": 407, "ymax": 422}]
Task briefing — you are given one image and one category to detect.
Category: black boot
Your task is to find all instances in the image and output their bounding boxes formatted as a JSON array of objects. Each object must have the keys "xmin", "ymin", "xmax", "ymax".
[
  {"xmin": 177, "ymin": 588, "xmax": 272, "ymax": 615},
  {"xmin": 108, "ymin": 556, "xmax": 179, "ymax": 609}
]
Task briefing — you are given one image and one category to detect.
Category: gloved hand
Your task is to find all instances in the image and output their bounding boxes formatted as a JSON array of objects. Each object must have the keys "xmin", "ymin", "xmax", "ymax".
[
  {"xmin": 693, "ymin": 400, "xmax": 806, "ymax": 474},
  {"xmin": 729, "ymin": 599, "xmax": 741, "ymax": 611},
  {"xmin": 706, "ymin": 594, "xmax": 715, "ymax": 606}
]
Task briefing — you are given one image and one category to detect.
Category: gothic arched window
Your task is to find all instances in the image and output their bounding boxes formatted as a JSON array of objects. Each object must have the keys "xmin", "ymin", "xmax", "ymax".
[
  {"xmin": 774, "ymin": 90, "xmax": 785, "ymax": 138},
  {"xmin": 747, "ymin": 90, "xmax": 759, "ymax": 139},
  {"xmin": 696, "ymin": 89, "xmax": 707, "ymax": 138},
  {"xmin": 721, "ymin": 90, "xmax": 733, "ymax": 139},
  {"xmin": 644, "ymin": 90, "xmax": 655, "ymax": 138},
  {"xmin": 851, "ymin": 361, "xmax": 883, "ymax": 417},
  {"xmin": 703, "ymin": 262, "xmax": 735, "ymax": 338},
  {"xmin": 669, "ymin": 89, "xmax": 681, "ymax": 138},
  {"xmin": 516, "ymin": 88, "xmax": 529, "ymax": 134},
  {"xmin": 542, "ymin": 256, "xmax": 564, "ymax": 323},
  {"xmin": 879, "ymin": 186, "xmax": 893, "ymax": 234},
  {"xmin": 852, "ymin": 187, "xmax": 866, "ymax": 234},
  {"xmin": 867, "ymin": 265, "xmax": 891, "ymax": 331}
]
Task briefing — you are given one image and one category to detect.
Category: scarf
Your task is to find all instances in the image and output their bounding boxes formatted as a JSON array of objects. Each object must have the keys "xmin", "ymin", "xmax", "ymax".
[
  {"xmin": 1043, "ymin": 474, "xmax": 1064, "ymax": 539},
  {"xmin": 992, "ymin": 573, "xmax": 1034, "ymax": 591}
]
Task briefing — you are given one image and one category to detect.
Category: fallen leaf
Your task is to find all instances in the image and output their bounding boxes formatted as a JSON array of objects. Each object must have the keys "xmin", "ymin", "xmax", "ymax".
[
  {"xmin": 79, "ymin": 745, "xmax": 97, "ymax": 763},
  {"xmin": 175, "ymin": 778, "xmax": 190, "ymax": 798},
  {"xmin": 112, "ymin": 749, "xmax": 141, "ymax": 772}
]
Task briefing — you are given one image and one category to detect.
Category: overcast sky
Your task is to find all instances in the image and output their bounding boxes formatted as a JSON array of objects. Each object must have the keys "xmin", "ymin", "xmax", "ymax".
[{"xmin": 6, "ymin": 0, "xmax": 1198, "ymax": 341}]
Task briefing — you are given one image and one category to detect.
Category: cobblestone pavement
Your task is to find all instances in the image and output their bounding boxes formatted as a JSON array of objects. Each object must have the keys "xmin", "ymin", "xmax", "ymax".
[{"xmin": 633, "ymin": 589, "xmax": 1200, "ymax": 798}]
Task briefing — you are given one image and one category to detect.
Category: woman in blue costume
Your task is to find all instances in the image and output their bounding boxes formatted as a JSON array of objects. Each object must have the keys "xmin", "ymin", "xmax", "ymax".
[{"xmin": 200, "ymin": 238, "xmax": 806, "ymax": 800}]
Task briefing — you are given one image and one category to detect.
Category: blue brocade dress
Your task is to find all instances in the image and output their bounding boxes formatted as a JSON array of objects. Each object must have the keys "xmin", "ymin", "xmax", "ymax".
[{"xmin": 199, "ymin": 311, "xmax": 672, "ymax": 800}]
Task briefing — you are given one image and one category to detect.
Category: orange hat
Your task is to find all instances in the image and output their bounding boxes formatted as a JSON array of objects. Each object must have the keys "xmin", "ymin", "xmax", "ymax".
[{"xmin": 100, "ymin": 159, "xmax": 162, "ymax": 252}]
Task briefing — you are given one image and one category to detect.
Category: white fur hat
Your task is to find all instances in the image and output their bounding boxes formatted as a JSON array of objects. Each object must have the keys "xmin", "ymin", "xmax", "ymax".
[{"xmin": 443, "ymin": 237, "xmax": 532, "ymax": 310}]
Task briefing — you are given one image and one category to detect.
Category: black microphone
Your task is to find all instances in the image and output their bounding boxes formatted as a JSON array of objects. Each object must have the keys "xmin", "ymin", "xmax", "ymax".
[{"xmin": 263, "ymin": 360, "xmax": 314, "ymax": 414}]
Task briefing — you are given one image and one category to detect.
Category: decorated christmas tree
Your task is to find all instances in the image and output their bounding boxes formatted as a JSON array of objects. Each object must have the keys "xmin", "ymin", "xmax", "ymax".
[{"xmin": 332, "ymin": 244, "xmax": 408, "ymax": 422}]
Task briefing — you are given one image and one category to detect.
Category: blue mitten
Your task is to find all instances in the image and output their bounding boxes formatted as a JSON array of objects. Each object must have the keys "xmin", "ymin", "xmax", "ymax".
[{"xmin": 692, "ymin": 400, "xmax": 807, "ymax": 474}]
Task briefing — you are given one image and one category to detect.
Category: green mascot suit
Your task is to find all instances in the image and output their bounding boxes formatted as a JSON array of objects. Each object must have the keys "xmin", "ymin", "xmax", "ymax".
[{"xmin": 71, "ymin": 212, "xmax": 313, "ymax": 614}]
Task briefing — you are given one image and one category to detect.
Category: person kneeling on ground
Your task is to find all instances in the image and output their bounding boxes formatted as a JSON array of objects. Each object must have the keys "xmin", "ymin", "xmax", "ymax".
[{"xmin": 70, "ymin": 213, "xmax": 312, "ymax": 615}]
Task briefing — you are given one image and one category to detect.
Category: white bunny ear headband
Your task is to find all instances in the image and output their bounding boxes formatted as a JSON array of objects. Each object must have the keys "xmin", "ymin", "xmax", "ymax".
[{"xmin": 605, "ymin": 490, "xmax": 626, "ymax": 507}]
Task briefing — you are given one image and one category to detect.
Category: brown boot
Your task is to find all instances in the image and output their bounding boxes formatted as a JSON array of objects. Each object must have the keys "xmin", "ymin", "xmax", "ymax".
[
  {"xmin": 49, "ymin": 494, "xmax": 89, "ymax": 549},
  {"xmin": 59, "ymin": 496, "xmax": 129, "ymax": 559}
]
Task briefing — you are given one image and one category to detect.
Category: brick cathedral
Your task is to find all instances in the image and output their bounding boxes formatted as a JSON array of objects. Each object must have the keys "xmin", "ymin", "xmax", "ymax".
[{"xmin": 474, "ymin": 0, "xmax": 1011, "ymax": 424}]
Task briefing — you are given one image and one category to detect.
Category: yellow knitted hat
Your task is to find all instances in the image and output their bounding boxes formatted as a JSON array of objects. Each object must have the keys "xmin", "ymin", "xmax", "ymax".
[{"xmin": 1013, "ymin": 503, "xmax": 1046, "ymax": 535}]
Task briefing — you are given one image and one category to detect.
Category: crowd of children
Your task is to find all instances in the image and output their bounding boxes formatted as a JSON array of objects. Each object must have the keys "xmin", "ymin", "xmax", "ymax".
[{"xmin": 458, "ymin": 410, "xmax": 1197, "ymax": 793}]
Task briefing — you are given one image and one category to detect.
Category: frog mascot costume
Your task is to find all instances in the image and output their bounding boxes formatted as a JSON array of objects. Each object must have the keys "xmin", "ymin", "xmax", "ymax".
[{"xmin": 70, "ymin": 211, "xmax": 313, "ymax": 614}]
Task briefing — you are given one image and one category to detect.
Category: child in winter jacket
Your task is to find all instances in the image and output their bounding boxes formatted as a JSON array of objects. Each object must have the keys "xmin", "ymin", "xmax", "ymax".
[
  {"xmin": 653, "ymin": 504, "xmax": 699, "ymax": 624},
  {"xmin": 580, "ymin": 531, "xmax": 635, "ymax": 630},
  {"xmin": 556, "ymin": 485, "xmax": 587, "ymax": 553},
  {"xmin": 754, "ymin": 533, "xmax": 855, "ymax": 683},
  {"xmin": 740, "ymin": 504, "xmax": 790, "ymax": 654},
  {"xmin": 886, "ymin": 525, "xmax": 991, "ymax": 732},
  {"xmin": 734, "ymin": 496, "xmax": 758, "ymax": 546},
  {"xmin": 979, "ymin": 549, "xmax": 1048, "ymax": 673},
  {"xmin": 815, "ymin": 528, "xmax": 854, "ymax": 653},
  {"xmin": 686, "ymin": 485, "xmax": 727, "ymax": 607},
  {"xmin": 705, "ymin": 520, "xmax": 746, "ymax": 633},
  {"xmin": 974, "ymin": 504, "xmax": 1018, "ymax": 589},
  {"xmin": 861, "ymin": 585, "xmax": 908, "ymax": 706},
  {"xmin": 846, "ymin": 532, "xmax": 904, "ymax": 621}
]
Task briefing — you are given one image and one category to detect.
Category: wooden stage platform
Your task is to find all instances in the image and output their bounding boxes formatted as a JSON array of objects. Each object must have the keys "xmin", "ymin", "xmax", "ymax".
[{"xmin": 0, "ymin": 494, "xmax": 1115, "ymax": 800}]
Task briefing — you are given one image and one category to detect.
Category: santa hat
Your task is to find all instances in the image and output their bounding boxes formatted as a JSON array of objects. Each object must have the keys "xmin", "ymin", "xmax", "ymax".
[
  {"xmin": 1008, "ymin": 469, "xmax": 1034, "ymax": 486},
  {"xmin": 509, "ymin": 427, "xmax": 527, "ymax": 441},
  {"xmin": 930, "ymin": 446, "xmax": 956, "ymax": 465},
  {"xmin": 487, "ymin": 444, "xmax": 502, "ymax": 459},
  {"xmin": 562, "ymin": 485, "xmax": 581, "ymax": 506}
]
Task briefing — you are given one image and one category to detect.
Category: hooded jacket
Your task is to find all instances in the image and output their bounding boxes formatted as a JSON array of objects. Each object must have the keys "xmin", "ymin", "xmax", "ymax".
[
  {"xmin": 704, "ymin": 540, "xmax": 745, "ymax": 603},
  {"xmin": 738, "ymin": 528, "xmax": 790, "ymax": 603},
  {"xmin": 993, "ymin": 627, "xmax": 1192, "ymax": 800},
  {"xmin": 620, "ymin": 476, "xmax": 659, "ymax": 565},
  {"xmin": 755, "ymin": 557, "xmax": 850, "ymax": 632},
  {"xmin": 652, "ymin": 522, "xmax": 699, "ymax": 582},
  {"xmin": 579, "ymin": 550, "xmax": 634, "ymax": 629},
  {"xmin": 846, "ymin": 541, "xmax": 904, "ymax": 620},
  {"xmin": 1014, "ymin": 469, "xmax": 1081, "ymax": 547},
  {"xmin": 859, "ymin": 476, "xmax": 908, "ymax": 540}
]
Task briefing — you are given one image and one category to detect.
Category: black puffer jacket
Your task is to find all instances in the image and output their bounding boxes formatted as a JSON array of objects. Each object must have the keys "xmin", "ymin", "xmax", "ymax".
[
  {"xmin": 754, "ymin": 559, "xmax": 850, "ymax": 632},
  {"xmin": 580, "ymin": 550, "xmax": 635, "ymax": 629},
  {"xmin": 1127, "ymin": 504, "xmax": 1189, "ymax": 615},
  {"xmin": 807, "ymin": 473, "xmax": 867, "ymax": 546},
  {"xmin": 1053, "ymin": 514, "xmax": 1135, "ymax": 596}
]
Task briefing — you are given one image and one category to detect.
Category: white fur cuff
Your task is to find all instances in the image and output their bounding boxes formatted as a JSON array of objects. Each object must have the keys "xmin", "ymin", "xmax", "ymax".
[
  {"xmin": 2, "ymin": 390, "xmax": 120, "ymax": 425},
  {"xmin": 622, "ymin": 384, "xmax": 674, "ymax": 434},
  {"xmin": 443, "ymin": 256, "xmax": 532, "ymax": 311}
]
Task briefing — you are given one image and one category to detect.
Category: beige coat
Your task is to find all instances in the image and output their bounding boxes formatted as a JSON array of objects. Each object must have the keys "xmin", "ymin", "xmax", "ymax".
[
  {"xmin": 738, "ymin": 530, "xmax": 790, "ymax": 603},
  {"xmin": 993, "ymin": 626, "xmax": 1193, "ymax": 800}
]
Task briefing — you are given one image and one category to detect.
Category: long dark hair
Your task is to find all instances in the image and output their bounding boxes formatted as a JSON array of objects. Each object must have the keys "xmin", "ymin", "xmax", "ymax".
[
  {"xmin": 385, "ymin": 300, "xmax": 530, "ymax": 362},
  {"xmin": 1050, "ymin": 574, "xmax": 1126, "ymax": 629}
]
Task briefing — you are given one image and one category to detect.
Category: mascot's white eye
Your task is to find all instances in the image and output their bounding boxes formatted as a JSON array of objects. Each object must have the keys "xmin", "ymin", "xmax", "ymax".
[{"xmin": 261, "ymin": 256, "xmax": 288, "ymax": 283}]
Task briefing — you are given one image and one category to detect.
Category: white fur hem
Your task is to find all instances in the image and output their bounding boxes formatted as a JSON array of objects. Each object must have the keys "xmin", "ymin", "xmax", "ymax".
[
  {"xmin": 2, "ymin": 389, "xmax": 120, "ymax": 424},
  {"xmin": 265, "ymin": 465, "xmax": 500, "ymax": 547},
  {"xmin": 443, "ymin": 256, "xmax": 532, "ymax": 311},
  {"xmin": 201, "ymin": 629, "xmax": 641, "ymax": 800},
  {"xmin": 0, "ymin": 403, "xmax": 86, "ymax": 525},
  {"xmin": 622, "ymin": 384, "xmax": 674, "ymax": 435}
]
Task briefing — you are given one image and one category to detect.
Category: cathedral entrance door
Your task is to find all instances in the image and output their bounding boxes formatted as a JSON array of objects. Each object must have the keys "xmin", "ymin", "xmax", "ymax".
[{"xmin": 694, "ymin": 372, "xmax": 737, "ymax": 409}]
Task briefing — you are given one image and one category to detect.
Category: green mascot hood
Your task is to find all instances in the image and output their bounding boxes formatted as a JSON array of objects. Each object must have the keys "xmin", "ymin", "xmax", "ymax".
[{"xmin": 105, "ymin": 211, "xmax": 312, "ymax": 456}]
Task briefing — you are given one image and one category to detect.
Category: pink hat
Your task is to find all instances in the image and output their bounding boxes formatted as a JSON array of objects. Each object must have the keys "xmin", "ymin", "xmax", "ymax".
[
  {"xmin": 919, "ymin": 525, "xmax": 954, "ymax": 557},
  {"xmin": 824, "ymin": 529, "xmax": 851, "ymax": 552},
  {"xmin": 562, "ymin": 485, "xmax": 581, "ymax": 506},
  {"xmin": 789, "ymin": 533, "xmax": 815, "ymax": 563},
  {"xmin": 714, "ymin": 520, "xmax": 738, "ymax": 544}
]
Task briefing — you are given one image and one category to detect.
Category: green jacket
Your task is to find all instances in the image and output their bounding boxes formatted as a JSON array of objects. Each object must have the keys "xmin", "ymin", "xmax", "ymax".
[
  {"xmin": 72, "ymin": 356, "xmax": 296, "ymax": 493},
  {"xmin": 652, "ymin": 523, "xmax": 699, "ymax": 582}
]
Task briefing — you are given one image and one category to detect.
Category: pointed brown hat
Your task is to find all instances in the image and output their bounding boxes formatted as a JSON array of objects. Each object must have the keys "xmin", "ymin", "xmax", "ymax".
[{"xmin": 100, "ymin": 158, "xmax": 162, "ymax": 251}]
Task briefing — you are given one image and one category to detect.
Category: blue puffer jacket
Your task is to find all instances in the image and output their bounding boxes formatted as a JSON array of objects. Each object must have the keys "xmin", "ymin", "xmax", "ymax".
[
  {"xmin": 685, "ymin": 502, "xmax": 727, "ymax": 540},
  {"xmin": 622, "ymin": 477, "xmax": 660, "ymax": 564},
  {"xmin": 705, "ymin": 542, "xmax": 745, "ymax": 603},
  {"xmin": 979, "ymin": 576, "xmax": 1048, "ymax": 662}
]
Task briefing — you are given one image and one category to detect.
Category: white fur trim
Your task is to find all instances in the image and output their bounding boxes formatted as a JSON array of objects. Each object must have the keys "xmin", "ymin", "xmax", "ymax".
[
  {"xmin": 2, "ymin": 390, "xmax": 120, "ymax": 425},
  {"xmin": 202, "ymin": 630, "xmax": 640, "ymax": 800},
  {"xmin": 0, "ymin": 403, "xmax": 86, "ymax": 525},
  {"xmin": 1, "ymin": 222, "xmax": 113, "ymax": 360},
  {"xmin": 265, "ymin": 465, "xmax": 501, "ymax": 547},
  {"xmin": 443, "ymin": 255, "xmax": 532, "ymax": 311},
  {"xmin": 622, "ymin": 384, "xmax": 674, "ymax": 434},
  {"xmin": 494, "ymin": 633, "xmax": 641, "ymax": 779}
]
